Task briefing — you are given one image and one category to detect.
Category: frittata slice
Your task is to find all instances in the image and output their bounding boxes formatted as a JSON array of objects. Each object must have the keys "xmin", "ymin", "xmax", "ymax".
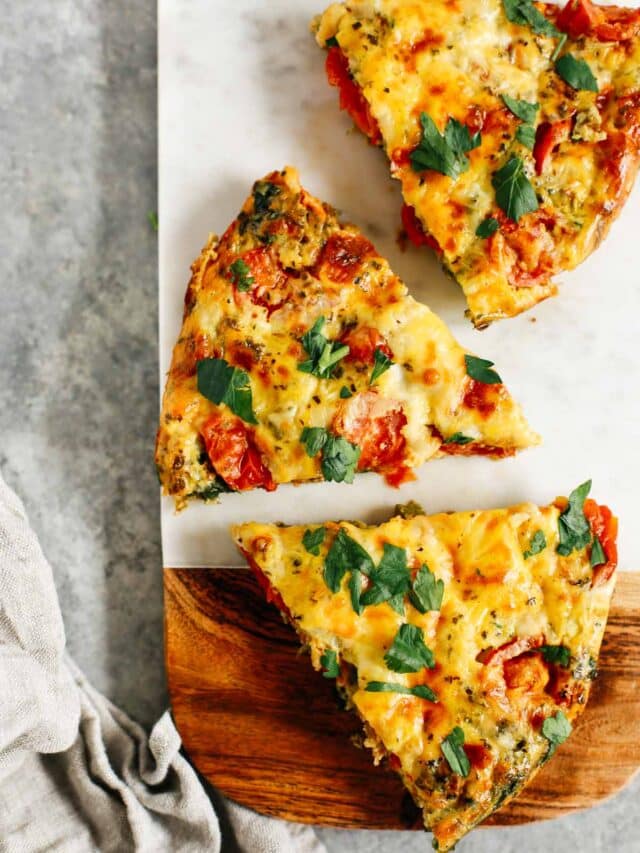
[
  {"xmin": 313, "ymin": 0, "xmax": 640, "ymax": 327},
  {"xmin": 232, "ymin": 483, "xmax": 618, "ymax": 850},
  {"xmin": 157, "ymin": 167, "xmax": 538, "ymax": 509}
]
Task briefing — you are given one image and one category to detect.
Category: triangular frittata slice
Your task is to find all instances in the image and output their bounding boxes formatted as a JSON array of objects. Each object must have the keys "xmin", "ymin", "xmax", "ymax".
[
  {"xmin": 232, "ymin": 485, "xmax": 618, "ymax": 850},
  {"xmin": 313, "ymin": 0, "xmax": 640, "ymax": 326},
  {"xmin": 156, "ymin": 167, "xmax": 538, "ymax": 508}
]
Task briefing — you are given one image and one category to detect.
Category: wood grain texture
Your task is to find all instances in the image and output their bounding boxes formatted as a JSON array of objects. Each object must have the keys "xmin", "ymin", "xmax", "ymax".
[{"xmin": 164, "ymin": 568, "xmax": 640, "ymax": 829}]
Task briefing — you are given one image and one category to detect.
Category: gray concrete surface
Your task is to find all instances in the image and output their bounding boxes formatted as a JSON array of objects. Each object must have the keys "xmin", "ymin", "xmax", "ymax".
[{"xmin": 0, "ymin": 2, "xmax": 638, "ymax": 852}]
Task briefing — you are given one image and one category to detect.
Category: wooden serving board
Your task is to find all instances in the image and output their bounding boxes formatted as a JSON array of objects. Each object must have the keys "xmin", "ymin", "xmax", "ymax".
[{"xmin": 164, "ymin": 568, "xmax": 640, "ymax": 829}]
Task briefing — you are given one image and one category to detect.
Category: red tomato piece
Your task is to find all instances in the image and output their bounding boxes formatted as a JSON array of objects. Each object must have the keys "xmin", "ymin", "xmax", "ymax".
[
  {"xmin": 316, "ymin": 232, "xmax": 375, "ymax": 283},
  {"xmin": 201, "ymin": 412, "xmax": 275, "ymax": 492},
  {"xmin": 533, "ymin": 119, "xmax": 573, "ymax": 175},
  {"xmin": 401, "ymin": 204, "xmax": 443, "ymax": 253},
  {"xmin": 325, "ymin": 47, "xmax": 382, "ymax": 145},
  {"xmin": 583, "ymin": 499, "xmax": 618, "ymax": 586},
  {"xmin": 340, "ymin": 325, "xmax": 393, "ymax": 364}
]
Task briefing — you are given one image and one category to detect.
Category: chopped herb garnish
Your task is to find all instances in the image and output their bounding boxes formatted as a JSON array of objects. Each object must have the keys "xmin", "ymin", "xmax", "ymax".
[
  {"xmin": 229, "ymin": 258, "xmax": 254, "ymax": 292},
  {"xmin": 557, "ymin": 480, "xmax": 592, "ymax": 557},
  {"xmin": 492, "ymin": 155, "xmax": 539, "ymax": 222},
  {"xmin": 320, "ymin": 649, "xmax": 340, "ymax": 678},
  {"xmin": 515, "ymin": 123, "xmax": 536, "ymax": 150},
  {"xmin": 502, "ymin": 0, "xmax": 562, "ymax": 39},
  {"xmin": 339, "ymin": 385, "xmax": 353, "ymax": 398},
  {"xmin": 441, "ymin": 727, "xmax": 471, "ymax": 777},
  {"xmin": 464, "ymin": 354, "xmax": 502, "ymax": 384},
  {"xmin": 540, "ymin": 645, "xmax": 571, "ymax": 667},
  {"xmin": 443, "ymin": 433, "xmax": 474, "ymax": 445},
  {"xmin": 365, "ymin": 682, "xmax": 438, "ymax": 702},
  {"xmin": 385, "ymin": 624, "xmax": 435, "ymax": 673},
  {"xmin": 147, "ymin": 211, "xmax": 158, "ymax": 232},
  {"xmin": 360, "ymin": 543, "xmax": 411, "ymax": 613},
  {"xmin": 302, "ymin": 527, "xmax": 326, "ymax": 556},
  {"xmin": 410, "ymin": 112, "xmax": 481, "ymax": 180},
  {"xmin": 542, "ymin": 710, "xmax": 572, "ymax": 755},
  {"xmin": 410, "ymin": 564, "xmax": 444, "ymax": 613},
  {"xmin": 370, "ymin": 347, "xmax": 393, "ymax": 384},
  {"xmin": 501, "ymin": 94, "xmax": 539, "ymax": 125},
  {"xmin": 590, "ymin": 535, "xmax": 606, "ymax": 568},
  {"xmin": 324, "ymin": 528, "xmax": 375, "ymax": 594},
  {"xmin": 298, "ymin": 317, "xmax": 350, "ymax": 379},
  {"xmin": 197, "ymin": 358, "xmax": 257, "ymax": 424},
  {"xmin": 476, "ymin": 217, "xmax": 499, "ymax": 239},
  {"xmin": 523, "ymin": 529, "xmax": 547, "ymax": 559},
  {"xmin": 555, "ymin": 53, "xmax": 599, "ymax": 92},
  {"xmin": 300, "ymin": 427, "xmax": 360, "ymax": 483}
]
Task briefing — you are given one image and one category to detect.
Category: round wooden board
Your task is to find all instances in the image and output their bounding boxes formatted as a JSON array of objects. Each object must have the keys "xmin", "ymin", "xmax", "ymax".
[{"xmin": 164, "ymin": 568, "xmax": 640, "ymax": 829}]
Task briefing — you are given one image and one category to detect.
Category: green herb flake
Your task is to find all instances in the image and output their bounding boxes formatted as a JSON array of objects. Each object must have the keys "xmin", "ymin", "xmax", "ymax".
[
  {"xmin": 302, "ymin": 527, "xmax": 326, "ymax": 556},
  {"xmin": 339, "ymin": 385, "xmax": 353, "ymax": 398},
  {"xmin": 590, "ymin": 535, "xmax": 606, "ymax": 568},
  {"xmin": 475, "ymin": 217, "xmax": 500, "ymax": 239},
  {"xmin": 229, "ymin": 258, "xmax": 254, "ymax": 292},
  {"xmin": 385, "ymin": 624, "xmax": 435, "ymax": 673},
  {"xmin": 320, "ymin": 649, "xmax": 340, "ymax": 679},
  {"xmin": 324, "ymin": 528, "xmax": 375, "ymax": 594},
  {"xmin": 523, "ymin": 529, "xmax": 547, "ymax": 559},
  {"xmin": 557, "ymin": 480, "xmax": 592, "ymax": 557},
  {"xmin": 540, "ymin": 645, "xmax": 571, "ymax": 667},
  {"xmin": 360, "ymin": 543, "xmax": 411, "ymax": 612},
  {"xmin": 410, "ymin": 564, "xmax": 444, "ymax": 613},
  {"xmin": 197, "ymin": 358, "xmax": 258, "ymax": 424},
  {"xmin": 555, "ymin": 53, "xmax": 599, "ymax": 92},
  {"xmin": 515, "ymin": 123, "xmax": 536, "ymax": 150},
  {"xmin": 501, "ymin": 94, "xmax": 539, "ymax": 124},
  {"xmin": 370, "ymin": 348, "xmax": 393, "ymax": 385},
  {"xmin": 443, "ymin": 433, "xmax": 474, "ymax": 445},
  {"xmin": 298, "ymin": 317, "xmax": 350, "ymax": 379},
  {"xmin": 542, "ymin": 710, "xmax": 572, "ymax": 755},
  {"xmin": 365, "ymin": 681, "xmax": 438, "ymax": 702},
  {"xmin": 502, "ymin": 0, "xmax": 562, "ymax": 39},
  {"xmin": 441, "ymin": 727, "xmax": 471, "ymax": 777},
  {"xmin": 411, "ymin": 112, "xmax": 481, "ymax": 180},
  {"xmin": 464, "ymin": 354, "xmax": 502, "ymax": 385},
  {"xmin": 492, "ymin": 155, "xmax": 539, "ymax": 222}
]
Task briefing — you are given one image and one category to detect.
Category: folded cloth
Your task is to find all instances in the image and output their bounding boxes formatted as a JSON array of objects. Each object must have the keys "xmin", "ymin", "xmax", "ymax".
[{"xmin": 0, "ymin": 471, "xmax": 326, "ymax": 853}]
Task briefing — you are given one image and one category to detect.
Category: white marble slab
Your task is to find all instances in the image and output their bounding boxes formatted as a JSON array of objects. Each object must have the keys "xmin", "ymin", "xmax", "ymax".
[{"xmin": 159, "ymin": 0, "xmax": 640, "ymax": 569}]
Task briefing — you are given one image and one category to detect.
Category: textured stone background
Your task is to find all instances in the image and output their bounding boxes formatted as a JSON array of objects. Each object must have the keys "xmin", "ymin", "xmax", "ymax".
[{"xmin": 0, "ymin": 2, "xmax": 638, "ymax": 851}]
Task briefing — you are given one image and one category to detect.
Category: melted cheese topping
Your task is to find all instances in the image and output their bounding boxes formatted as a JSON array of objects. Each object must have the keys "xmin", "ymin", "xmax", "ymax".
[
  {"xmin": 314, "ymin": 0, "xmax": 640, "ymax": 326},
  {"xmin": 156, "ymin": 167, "xmax": 538, "ymax": 507},
  {"xmin": 233, "ymin": 500, "xmax": 616, "ymax": 850}
]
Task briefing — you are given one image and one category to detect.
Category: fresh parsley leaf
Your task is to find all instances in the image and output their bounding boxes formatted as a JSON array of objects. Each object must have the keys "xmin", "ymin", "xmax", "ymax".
[
  {"xmin": 476, "ymin": 217, "xmax": 499, "ymax": 239},
  {"xmin": 324, "ymin": 528, "xmax": 375, "ymax": 593},
  {"xmin": 320, "ymin": 649, "xmax": 340, "ymax": 678},
  {"xmin": 302, "ymin": 527, "xmax": 326, "ymax": 556},
  {"xmin": 360, "ymin": 543, "xmax": 411, "ymax": 610},
  {"xmin": 590, "ymin": 535, "xmax": 606, "ymax": 568},
  {"xmin": 542, "ymin": 710, "xmax": 572, "ymax": 755},
  {"xmin": 502, "ymin": 0, "xmax": 561, "ymax": 39},
  {"xmin": 557, "ymin": 480, "xmax": 592, "ymax": 557},
  {"xmin": 298, "ymin": 317, "xmax": 350, "ymax": 379},
  {"xmin": 300, "ymin": 426, "xmax": 329, "ymax": 457},
  {"xmin": 464, "ymin": 354, "xmax": 502, "ymax": 385},
  {"xmin": 492, "ymin": 155, "xmax": 539, "ymax": 222},
  {"xmin": 321, "ymin": 434, "xmax": 361, "ymax": 483},
  {"xmin": 523, "ymin": 529, "xmax": 547, "ymax": 559},
  {"xmin": 441, "ymin": 727, "xmax": 471, "ymax": 777},
  {"xmin": 370, "ymin": 348, "xmax": 393, "ymax": 384},
  {"xmin": 555, "ymin": 53, "xmax": 598, "ymax": 92},
  {"xmin": 349, "ymin": 569, "xmax": 364, "ymax": 615},
  {"xmin": 197, "ymin": 358, "xmax": 258, "ymax": 424},
  {"xmin": 540, "ymin": 645, "xmax": 571, "ymax": 667},
  {"xmin": 325, "ymin": 36, "xmax": 339, "ymax": 48},
  {"xmin": 229, "ymin": 258, "xmax": 254, "ymax": 292},
  {"xmin": 411, "ymin": 112, "xmax": 481, "ymax": 180},
  {"xmin": 365, "ymin": 682, "xmax": 438, "ymax": 702},
  {"xmin": 515, "ymin": 123, "xmax": 536, "ymax": 150},
  {"xmin": 147, "ymin": 210, "xmax": 159, "ymax": 232},
  {"xmin": 443, "ymin": 433, "xmax": 474, "ymax": 445},
  {"xmin": 410, "ymin": 564, "xmax": 444, "ymax": 613},
  {"xmin": 385, "ymin": 624, "xmax": 435, "ymax": 673},
  {"xmin": 339, "ymin": 385, "xmax": 353, "ymax": 398},
  {"xmin": 501, "ymin": 94, "xmax": 539, "ymax": 124}
]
